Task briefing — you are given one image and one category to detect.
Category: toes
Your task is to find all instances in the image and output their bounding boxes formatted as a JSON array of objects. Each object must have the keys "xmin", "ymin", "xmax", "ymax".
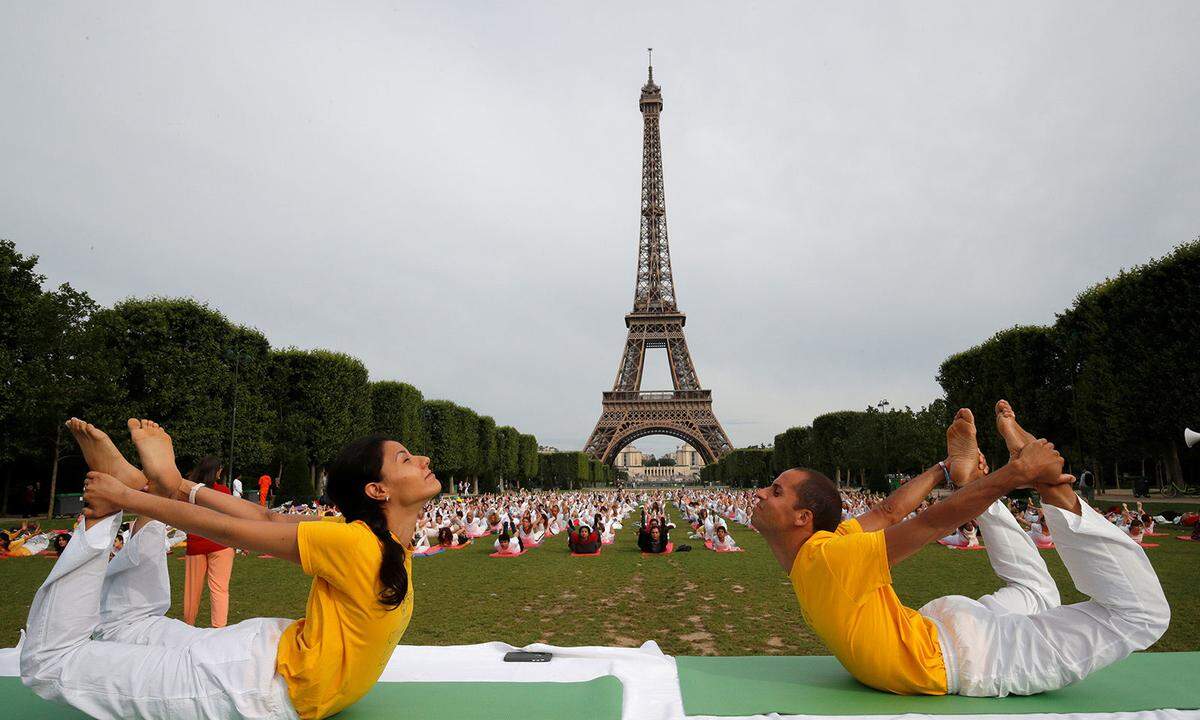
[
  {"xmin": 127, "ymin": 418, "xmax": 141, "ymax": 432},
  {"xmin": 954, "ymin": 408, "xmax": 975, "ymax": 425}
]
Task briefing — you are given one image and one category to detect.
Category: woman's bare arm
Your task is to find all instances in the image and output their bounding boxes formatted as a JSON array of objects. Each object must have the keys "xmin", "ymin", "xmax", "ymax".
[
  {"xmin": 96, "ymin": 478, "xmax": 302, "ymax": 563},
  {"xmin": 174, "ymin": 477, "xmax": 314, "ymax": 524}
]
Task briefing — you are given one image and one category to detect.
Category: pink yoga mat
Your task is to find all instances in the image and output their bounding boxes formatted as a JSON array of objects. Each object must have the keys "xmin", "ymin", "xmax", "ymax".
[
  {"xmin": 489, "ymin": 549, "xmax": 528, "ymax": 558},
  {"xmin": 570, "ymin": 550, "xmax": 601, "ymax": 557}
]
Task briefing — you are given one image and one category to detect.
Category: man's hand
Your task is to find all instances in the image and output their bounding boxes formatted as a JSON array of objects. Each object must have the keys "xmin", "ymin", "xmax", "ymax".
[{"xmin": 1010, "ymin": 439, "xmax": 1065, "ymax": 489}]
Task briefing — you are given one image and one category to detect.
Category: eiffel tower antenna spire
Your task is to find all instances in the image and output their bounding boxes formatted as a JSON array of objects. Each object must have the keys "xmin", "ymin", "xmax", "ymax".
[
  {"xmin": 584, "ymin": 63, "xmax": 733, "ymax": 467},
  {"xmin": 647, "ymin": 47, "xmax": 653, "ymax": 82}
]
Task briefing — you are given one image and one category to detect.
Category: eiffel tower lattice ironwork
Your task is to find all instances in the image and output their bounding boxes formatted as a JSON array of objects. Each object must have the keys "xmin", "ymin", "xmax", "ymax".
[{"xmin": 584, "ymin": 56, "xmax": 734, "ymax": 465}]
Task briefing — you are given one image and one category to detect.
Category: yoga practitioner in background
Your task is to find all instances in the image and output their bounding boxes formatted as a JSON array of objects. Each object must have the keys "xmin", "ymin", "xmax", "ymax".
[
  {"xmin": 21, "ymin": 419, "xmax": 440, "ymax": 719},
  {"xmin": 181, "ymin": 456, "xmax": 235, "ymax": 628}
]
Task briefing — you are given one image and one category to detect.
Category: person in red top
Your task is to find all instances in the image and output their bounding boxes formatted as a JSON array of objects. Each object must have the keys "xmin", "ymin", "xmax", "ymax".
[
  {"xmin": 567, "ymin": 521, "xmax": 601, "ymax": 554},
  {"xmin": 184, "ymin": 456, "xmax": 234, "ymax": 627},
  {"xmin": 258, "ymin": 473, "xmax": 272, "ymax": 507}
]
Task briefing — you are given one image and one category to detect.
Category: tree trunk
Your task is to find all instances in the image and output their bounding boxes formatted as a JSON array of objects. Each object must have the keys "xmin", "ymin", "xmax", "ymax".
[
  {"xmin": 1113, "ymin": 460, "xmax": 1120, "ymax": 490},
  {"xmin": 47, "ymin": 424, "xmax": 63, "ymax": 518},
  {"xmin": 1166, "ymin": 442, "xmax": 1185, "ymax": 490},
  {"xmin": 2, "ymin": 466, "xmax": 10, "ymax": 516},
  {"xmin": 472, "ymin": 477, "xmax": 479, "ymax": 495}
]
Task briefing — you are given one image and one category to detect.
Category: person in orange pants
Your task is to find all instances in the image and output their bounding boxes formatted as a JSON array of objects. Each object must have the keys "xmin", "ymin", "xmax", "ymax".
[
  {"xmin": 258, "ymin": 473, "xmax": 272, "ymax": 507},
  {"xmin": 183, "ymin": 456, "xmax": 234, "ymax": 627}
]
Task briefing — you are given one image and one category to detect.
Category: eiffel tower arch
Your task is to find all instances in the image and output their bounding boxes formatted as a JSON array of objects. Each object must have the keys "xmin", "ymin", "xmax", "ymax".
[{"xmin": 584, "ymin": 57, "xmax": 734, "ymax": 466}]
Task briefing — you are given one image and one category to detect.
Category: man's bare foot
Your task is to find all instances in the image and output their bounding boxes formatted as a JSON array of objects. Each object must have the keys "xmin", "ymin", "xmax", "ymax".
[
  {"xmin": 65, "ymin": 418, "xmax": 147, "ymax": 491},
  {"xmin": 995, "ymin": 400, "xmax": 1036, "ymax": 461},
  {"xmin": 946, "ymin": 408, "xmax": 983, "ymax": 487},
  {"xmin": 128, "ymin": 419, "xmax": 184, "ymax": 498}
]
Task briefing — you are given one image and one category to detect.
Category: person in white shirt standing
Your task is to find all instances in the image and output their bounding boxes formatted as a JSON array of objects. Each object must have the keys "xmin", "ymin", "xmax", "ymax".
[{"xmin": 231, "ymin": 475, "xmax": 243, "ymax": 499}]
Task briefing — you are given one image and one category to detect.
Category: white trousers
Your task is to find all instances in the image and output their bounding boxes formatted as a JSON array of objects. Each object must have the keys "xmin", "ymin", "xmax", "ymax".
[
  {"xmin": 920, "ymin": 497, "xmax": 1170, "ymax": 697},
  {"xmin": 20, "ymin": 514, "xmax": 299, "ymax": 720}
]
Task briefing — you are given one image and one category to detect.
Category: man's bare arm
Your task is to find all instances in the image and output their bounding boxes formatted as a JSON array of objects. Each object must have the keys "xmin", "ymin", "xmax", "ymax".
[
  {"xmin": 882, "ymin": 465, "xmax": 1024, "ymax": 565},
  {"xmin": 856, "ymin": 462, "xmax": 946, "ymax": 532},
  {"xmin": 882, "ymin": 440, "xmax": 1071, "ymax": 566}
]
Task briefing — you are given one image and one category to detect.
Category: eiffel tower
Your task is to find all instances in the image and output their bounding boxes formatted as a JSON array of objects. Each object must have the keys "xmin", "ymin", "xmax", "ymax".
[{"xmin": 583, "ymin": 55, "xmax": 734, "ymax": 465}]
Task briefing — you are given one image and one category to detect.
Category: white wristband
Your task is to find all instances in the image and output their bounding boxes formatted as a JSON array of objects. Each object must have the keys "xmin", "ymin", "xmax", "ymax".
[{"xmin": 188, "ymin": 483, "xmax": 205, "ymax": 504}]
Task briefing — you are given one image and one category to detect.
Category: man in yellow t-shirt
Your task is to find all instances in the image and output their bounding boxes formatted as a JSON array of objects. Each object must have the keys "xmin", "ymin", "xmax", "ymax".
[{"xmin": 752, "ymin": 405, "xmax": 1169, "ymax": 697}]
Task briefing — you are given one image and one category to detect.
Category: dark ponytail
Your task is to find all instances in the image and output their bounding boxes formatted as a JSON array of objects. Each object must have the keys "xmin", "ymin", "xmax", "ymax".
[{"xmin": 326, "ymin": 435, "xmax": 410, "ymax": 609}]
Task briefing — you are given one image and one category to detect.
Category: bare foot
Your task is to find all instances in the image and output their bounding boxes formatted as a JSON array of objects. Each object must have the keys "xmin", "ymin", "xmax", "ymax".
[
  {"xmin": 946, "ymin": 408, "xmax": 982, "ymax": 487},
  {"xmin": 995, "ymin": 400, "xmax": 1036, "ymax": 461},
  {"xmin": 128, "ymin": 419, "xmax": 184, "ymax": 498},
  {"xmin": 65, "ymin": 418, "xmax": 147, "ymax": 491}
]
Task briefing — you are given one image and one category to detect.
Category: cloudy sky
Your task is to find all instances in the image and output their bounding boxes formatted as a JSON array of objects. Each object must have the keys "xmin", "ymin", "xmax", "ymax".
[{"xmin": 2, "ymin": 2, "xmax": 1198, "ymax": 456}]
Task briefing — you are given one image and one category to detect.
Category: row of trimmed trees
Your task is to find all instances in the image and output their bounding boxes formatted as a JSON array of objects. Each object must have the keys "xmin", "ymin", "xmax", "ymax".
[
  {"xmin": 937, "ymin": 240, "xmax": 1200, "ymax": 491},
  {"xmin": 0, "ymin": 240, "xmax": 543, "ymax": 513},
  {"xmin": 702, "ymin": 239, "xmax": 1200, "ymax": 492},
  {"xmin": 700, "ymin": 401, "xmax": 948, "ymax": 490},
  {"xmin": 535, "ymin": 451, "xmax": 619, "ymax": 489}
]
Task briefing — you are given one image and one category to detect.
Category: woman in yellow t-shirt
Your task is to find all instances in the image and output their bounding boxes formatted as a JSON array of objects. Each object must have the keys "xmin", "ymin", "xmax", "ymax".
[{"xmin": 21, "ymin": 418, "xmax": 441, "ymax": 720}]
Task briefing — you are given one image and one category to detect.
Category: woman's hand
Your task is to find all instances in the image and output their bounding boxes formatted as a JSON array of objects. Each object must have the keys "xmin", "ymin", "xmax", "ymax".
[{"xmin": 82, "ymin": 471, "xmax": 133, "ymax": 519}]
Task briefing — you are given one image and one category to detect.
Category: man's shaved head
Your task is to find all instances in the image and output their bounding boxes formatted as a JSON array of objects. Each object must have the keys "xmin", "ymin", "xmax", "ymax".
[{"xmin": 782, "ymin": 468, "xmax": 841, "ymax": 533}]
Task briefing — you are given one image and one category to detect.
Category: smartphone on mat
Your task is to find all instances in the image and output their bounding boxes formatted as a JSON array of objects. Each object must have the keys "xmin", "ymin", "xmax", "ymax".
[{"xmin": 503, "ymin": 651, "xmax": 552, "ymax": 663}]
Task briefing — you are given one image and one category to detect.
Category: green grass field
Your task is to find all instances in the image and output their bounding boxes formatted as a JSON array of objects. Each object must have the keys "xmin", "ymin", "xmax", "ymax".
[{"xmin": 2, "ymin": 503, "xmax": 1198, "ymax": 656}]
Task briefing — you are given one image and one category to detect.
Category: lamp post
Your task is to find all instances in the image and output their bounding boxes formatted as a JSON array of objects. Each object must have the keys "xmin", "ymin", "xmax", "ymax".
[
  {"xmin": 876, "ymin": 399, "xmax": 890, "ymax": 489},
  {"xmin": 225, "ymin": 347, "xmax": 244, "ymax": 481}
]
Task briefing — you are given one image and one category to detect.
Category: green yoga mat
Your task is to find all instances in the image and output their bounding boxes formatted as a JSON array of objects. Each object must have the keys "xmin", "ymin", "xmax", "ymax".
[
  {"xmin": 0, "ymin": 675, "xmax": 623, "ymax": 720},
  {"xmin": 677, "ymin": 652, "xmax": 1200, "ymax": 716}
]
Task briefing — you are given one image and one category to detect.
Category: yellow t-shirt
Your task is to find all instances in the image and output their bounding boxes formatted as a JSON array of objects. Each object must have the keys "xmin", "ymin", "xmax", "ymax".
[
  {"xmin": 5, "ymin": 537, "xmax": 31, "ymax": 557},
  {"xmin": 789, "ymin": 518, "xmax": 947, "ymax": 695},
  {"xmin": 276, "ymin": 519, "xmax": 414, "ymax": 719}
]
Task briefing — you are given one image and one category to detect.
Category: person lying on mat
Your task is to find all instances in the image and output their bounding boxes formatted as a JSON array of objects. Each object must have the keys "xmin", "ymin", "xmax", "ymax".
[
  {"xmin": 21, "ymin": 418, "xmax": 440, "ymax": 720},
  {"xmin": 939, "ymin": 520, "xmax": 980, "ymax": 548},
  {"xmin": 518, "ymin": 516, "xmax": 544, "ymax": 546},
  {"xmin": 638, "ymin": 517, "xmax": 670, "ymax": 554},
  {"xmin": 568, "ymin": 522, "xmax": 601, "ymax": 554},
  {"xmin": 1022, "ymin": 508, "xmax": 1053, "ymax": 546},
  {"xmin": 439, "ymin": 526, "xmax": 468, "ymax": 548},
  {"xmin": 751, "ymin": 400, "xmax": 1169, "ymax": 697},
  {"xmin": 712, "ymin": 524, "xmax": 738, "ymax": 551},
  {"xmin": 494, "ymin": 521, "xmax": 522, "ymax": 554}
]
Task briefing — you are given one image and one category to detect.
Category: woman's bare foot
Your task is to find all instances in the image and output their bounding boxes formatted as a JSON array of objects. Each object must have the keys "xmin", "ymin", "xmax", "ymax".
[
  {"xmin": 995, "ymin": 400, "xmax": 1036, "ymax": 460},
  {"xmin": 946, "ymin": 408, "xmax": 983, "ymax": 487},
  {"xmin": 128, "ymin": 419, "xmax": 184, "ymax": 498},
  {"xmin": 65, "ymin": 418, "xmax": 147, "ymax": 491}
]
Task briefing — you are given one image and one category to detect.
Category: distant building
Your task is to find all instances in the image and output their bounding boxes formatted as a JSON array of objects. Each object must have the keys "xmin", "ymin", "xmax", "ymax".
[
  {"xmin": 614, "ymin": 443, "xmax": 705, "ymax": 485},
  {"xmin": 538, "ymin": 445, "xmax": 561, "ymax": 454}
]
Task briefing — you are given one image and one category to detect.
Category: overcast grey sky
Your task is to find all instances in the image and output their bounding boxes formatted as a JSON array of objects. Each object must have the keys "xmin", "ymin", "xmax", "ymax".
[{"xmin": 2, "ymin": 2, "xmax": 1198, "ymax": 456}]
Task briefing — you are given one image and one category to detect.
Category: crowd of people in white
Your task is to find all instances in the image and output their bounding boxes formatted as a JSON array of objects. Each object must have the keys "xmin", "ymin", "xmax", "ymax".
[{"xmin": 3, "ymin": 483, "xmax": 1191, "ymax": 561}]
